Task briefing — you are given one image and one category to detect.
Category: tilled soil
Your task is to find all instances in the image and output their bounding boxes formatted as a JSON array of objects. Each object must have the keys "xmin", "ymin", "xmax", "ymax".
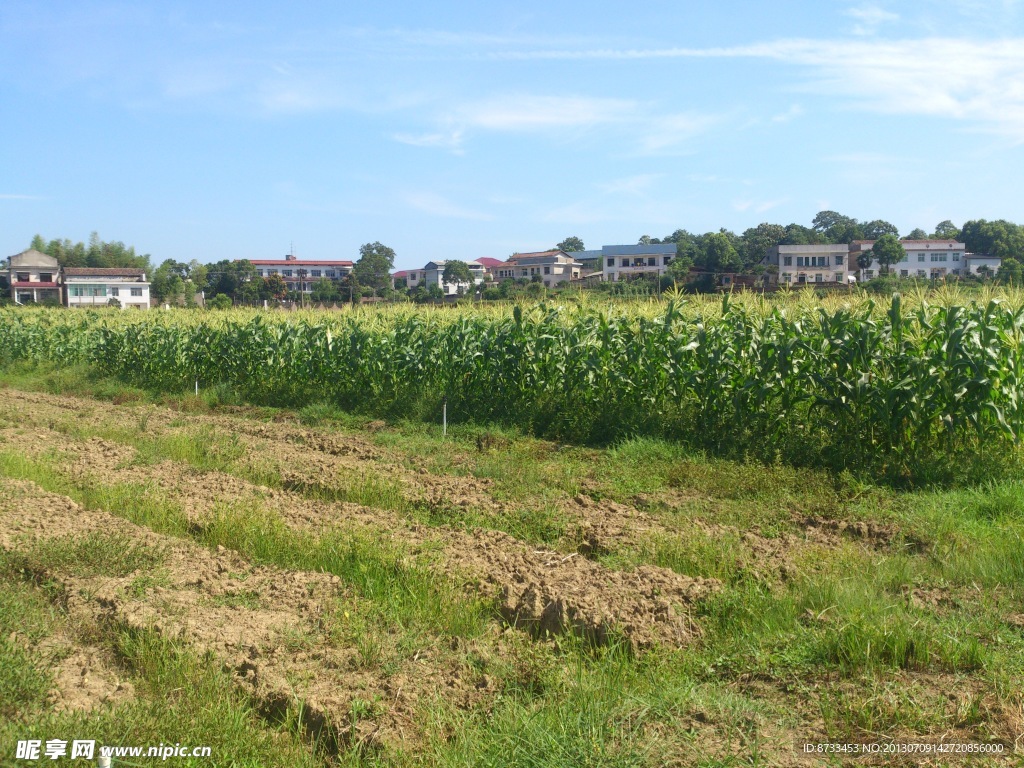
[
  {"xmin": 0, "ymin": 478, "xmax": 483, "ymax": 750},
  {"xmin": 0, "ymin": 395, "xmax": 718, "ymax": 651}
]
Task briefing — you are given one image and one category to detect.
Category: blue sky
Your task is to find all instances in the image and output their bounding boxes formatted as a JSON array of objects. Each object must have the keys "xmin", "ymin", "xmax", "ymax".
[{"xmin": 2, "ymin": 1, "xmax": 1023, "ymax": 270}]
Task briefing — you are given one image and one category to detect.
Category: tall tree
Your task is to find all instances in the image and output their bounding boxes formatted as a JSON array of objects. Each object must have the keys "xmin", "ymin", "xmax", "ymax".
[
  {"xmin": 556, "ymin": 236, "xmax": 585, "ymax": 252},
  {"xmin": 905, "ymin": 228, "xmax": 928, "ymax": 240},
  {"xmin": 442, "ymin": 260, "xmax": 473, "ymax": 292},
  {"xmin": 871, "ymin": 233, "xmax": 905, "ymax": 274},
  {"xmin": 353, "ymin": 242, "xmax": 396, "ymax": 291},
  {"xmin": 740, "ymin": 223, "xmax": 786, "ymax": 266},
  {"xmin": 699, "ymin": 232, "xmax": 741, "ymax": 272},
  {"xmin": 933, "ymin": 220, "xmax": 960, "ymax": 239},
  {"xmin": 812, "ymin": 211, "xmax": 864, "ymax": 243},
  {"xmin": 861, "ymin": 220, "xmax": 899, "ymax": 239}
]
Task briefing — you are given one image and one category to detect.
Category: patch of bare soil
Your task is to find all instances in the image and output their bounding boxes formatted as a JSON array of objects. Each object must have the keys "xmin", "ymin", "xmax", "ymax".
[
  {"xmin": 796, "ymin": 514, "xmax": 926, "ymax": 552},
  {"xmin": 0, "ymin": 478, "xmax": 485, "ymax": 751},
  {"xmin": 438, "ymin": 528, "xmax": 717, "ymax": 648},
  {"xmin": 42, "ymin": 639, "xmax": 136, "ymax": 713},
  {"xmin": 0, "ymin": 418, "xmax": 718, "ymax": 651}
]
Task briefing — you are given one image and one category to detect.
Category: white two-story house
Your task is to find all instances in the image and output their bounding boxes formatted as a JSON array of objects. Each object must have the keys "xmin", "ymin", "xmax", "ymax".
[
  {"xmin": 764, "ymin": 244, "xmax": 850, "ymax": 285},
  {"xmin": 64, "ymin": 267, "xmax": 151, "ymax": 309},
  {"xmin": 850, "ymin": 240, "xmax": 967, "ymax": 280}
]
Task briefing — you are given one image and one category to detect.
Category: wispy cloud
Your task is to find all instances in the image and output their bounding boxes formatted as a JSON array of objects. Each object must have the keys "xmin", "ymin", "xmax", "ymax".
[
  {"xmin": 491, "ymin": 38, "xmax": 1024, "ymax": 140},
  {"xmin": 404, "ymin": 191, "xmax": 493, "ymax": 220},
  {"xmin": 597, "ymin": 173, "xmax": 663, "ymax": 195},
  {"xmin": 458, "ymin": 94, "xmax": 634, "ymax": 131},
  {"xmin": 732, "ymin": 197, "xmax": 789, "ymax": 213},
  {"xmin": 771, "ymin": 104, "xmax": 804, "ymax": 123},
  {"xmin": 392, "ymin": 128, "xmax": 465, "ymax": 153},
  {"xmin": 843, "ymin": 5, "xmax": 900, "ymax": 35},
  {"xmin": 637, "ymin": 112, "xmax": 720, "ymax": 154},
  {"xmin": 0, "ymin": 193, "xmax": 43, "ymax": 200}
]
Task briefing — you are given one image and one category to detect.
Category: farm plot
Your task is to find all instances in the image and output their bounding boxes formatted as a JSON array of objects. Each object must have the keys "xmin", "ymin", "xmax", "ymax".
[{"xmin": 1, "ymin": 385, "xmax": 1022, "ymax": 766}]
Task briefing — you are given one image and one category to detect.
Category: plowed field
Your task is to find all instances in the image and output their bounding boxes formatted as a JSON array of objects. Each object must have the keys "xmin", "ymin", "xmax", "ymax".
[{"xmin": 1, "ymin": 385, "xmax": 1021, "ymax": 766}]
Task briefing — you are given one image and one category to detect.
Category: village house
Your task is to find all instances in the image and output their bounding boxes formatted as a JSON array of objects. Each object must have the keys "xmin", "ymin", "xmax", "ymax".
[
  {"xmin": 849, "ymin": 240, "xmax": 967, "ymax": 280},
  {"xmin": 497, "ymin": 250, "xmax": 582, "ymax": 287},
  {"xmin": 404, "ymin": 260, "xmax": 487, "ymax": 295},
  {"xmin": 64, "ymin": 267, "xmax": 151, "ymax": 309},
  {"xmin": 601, "ymin": 244, "xmax": 676, "ymax": 282},
  {"xmin": 764, "ymin": 244, "xmax": 850, "ymax": 286},
  {"xmin": 4, "ymin": 249, "xmax": 62, "ymax": 304},
  {"xmin": 246, "ymin": 253, "xmax": 354, "ymax": 294}
]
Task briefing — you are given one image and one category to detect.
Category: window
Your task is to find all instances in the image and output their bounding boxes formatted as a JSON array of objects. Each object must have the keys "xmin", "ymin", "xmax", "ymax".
[
  {"xmin": 16, "ymin": 272, "xmax": 29, "ymax": 282},
  {"xmin": 648, "ymin": 257, "xmax": 656, "ymax": 267},
  {"xmin": 815, "ymin": 273, "xmax": 823, "ymax": 283},
  {"xmin": 110, "ymin": 287, "xmax": 120, "ymax": 297},
  {"xmin": 952, "ymin": 254, "xmax": 960, "ymax": 262},
  {"xmin": 621, "ymin": 259, "xmax": 629, "ymax": 267},
  {"xmin": 900, "ymin": 270, "xmax": 908, "ymax": 277},
  {"xmin": 39, "ymin": 273, "xmax": 52, "ymax": 282},
  {"xmin": 917, "ymin": 270, "xmax": 926, "ymax": 278},
  {"xmin": 607, "ymin": 258, "xmax": 614, "ymax": 267},
  {"xmin": 268, "ymin": 269, "xmax": 278, "ymax": 275},
  {"xmin": 918, "ymin": 255, "xmax": 925, "ymax": 262},
  {"xmin": 283, "ymin": 270, "xmax": 292, "ymax": 277},
  {"xmin": 131, "ymin": 287, "xmax": 142, "ymax": 297},
  {"xmin": 663, "ymin": 256, "xmax": 672, "ymax": 265},
  {"xmin": 544, "ymin": 266, "xmax": 550, "ymax": 275},
  {"xmin": 326, "ymin": 270, "xmax": 335, "ymax": 277},
  {"xmin": 311, "ymin": 270, "xmax": 322, "ymax": 277},
  {"xmin": 783, "ymin": 256, "xmax": 792, "ymax": 266},
  {"xmin": 835, "ymin": 255, "xmax": 845, "ymax": 265}
]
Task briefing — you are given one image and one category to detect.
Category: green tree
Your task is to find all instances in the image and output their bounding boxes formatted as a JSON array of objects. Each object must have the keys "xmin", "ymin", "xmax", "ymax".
[
  {"xmin": 262, "ymin": 274, "xmax": 288, "ymax": 301},
  {"xmin": 933, "ymin": 220, "xmax": 960, "ymax": 239},
  {"xmin": 856, "ymin": 248, "xmax": 875, "ymax": 277},
  {"xmin": 310, "ymin": 278, "xmax": 340, "ymax": 302},
  {"xmin": 905, "ymin": 228, "xmax": 928, "ymax": 240},
  {"xmin": 812, "ymin": 211, "xmax": 863, "ymax": 243},
  {"xmin": 442, "ymin": 260, "xmax": 473, "ymax": 293},
  {"xmin": 741, "ymin": 223, "xmax": 786, "ymax": 266},
  {"xmin": 871, "ymin": 233, "xmax": 905, "ymax": 275},
  {"xmin": 353, "ymin": 242, "xmax": 396, "ymax": 291},
  {"xmin": 556, "ymin": 236, "xmax": 585, "ymax": 252},
  {"xmin": 997, "ymin": 258, "xmax": 1023, "ymax": 285},
  {"xmin": 698, "ymin": 232, "xmax": 741, "ymax": 272},
  {"xmin": 861, "ymin": 220, "xmax": 899, "ymax": 239},
  {"xmin": 207, "ymin": 294, "xmax": 232, "ymax": 310}
]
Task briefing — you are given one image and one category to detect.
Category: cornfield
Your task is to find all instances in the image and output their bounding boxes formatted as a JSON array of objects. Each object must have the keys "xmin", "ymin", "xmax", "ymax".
[{"xmin": 2, "ymin": 286, "xmax": 1023, "ymax": 485}]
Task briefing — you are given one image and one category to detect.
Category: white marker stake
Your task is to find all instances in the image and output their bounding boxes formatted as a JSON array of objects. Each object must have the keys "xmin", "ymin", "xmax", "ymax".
[
  {"xmin": 98, "ymin": 756, "xmax": 112, "ymax": 768},
  {"xmin": 195, "ymin": 380, "xmax": 199, "ymax": 396},
  {"xmin": 443, "ymin": 397, "xmax": 447, "ymax": 438}
]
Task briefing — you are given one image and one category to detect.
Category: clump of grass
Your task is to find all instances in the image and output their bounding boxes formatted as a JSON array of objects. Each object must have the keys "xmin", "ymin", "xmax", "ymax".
[
  {"xmin": 200, "ymin": 501, "xmax": 489, "ymax": 639},
  {"xmin": 10, "ymin": 531, "xmax": 166, "ymax": 580}
]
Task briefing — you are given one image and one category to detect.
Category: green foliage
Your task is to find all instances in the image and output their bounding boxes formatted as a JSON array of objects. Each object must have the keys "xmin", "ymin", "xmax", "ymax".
[
  {"xmin": 442, "ymin": 260, "xmax": 474, "ymax": 290},
  {"xmin": 871, "ymin": 233, "xmax": 906, "ymax": 274},
  {"xmin": 207, "ymin": 293, "xmax": 232, "ymax": 310},
  {"xmin": 556, "ymin": 236, "xmax": 585, "ymax": 252},
  {"xmin": 353, "ymin": 242, "xmax": 396, "ymax": 292}
]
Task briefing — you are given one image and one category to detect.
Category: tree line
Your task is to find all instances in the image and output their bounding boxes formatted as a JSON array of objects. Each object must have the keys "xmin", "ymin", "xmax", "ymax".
[{"xmin": 23, "ymin": 213, "xmax": 1024, "ymax": 305}]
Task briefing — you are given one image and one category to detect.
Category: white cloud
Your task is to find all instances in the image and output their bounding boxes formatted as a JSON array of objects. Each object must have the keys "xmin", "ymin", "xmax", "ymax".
[
  {"xmin": 596, "ymin": 174, "xmax": 663, "ymax": 195},
  {"xmin": 458, "ymin": 94, "xmax": 634, "ymax": 131},
  {"xmin": 843, "ymin": 5, "xmax": 901, "ymax": 35},
  {"xmin": 404, "ymin": 191, "xmax": 493, "ymax": 220},
  {"xmin": 638, "ymin": 113, "xmax": 720, "ymax": 154},
  {"xmin": 732, "ymin": 198, "xmax": 788, "ymax": 213},
  {"xmin": 771, "ymin": 104, "xmax": 804, "ymax": 123},
  {"xmin": 495, "ymin": 38, "xmax": 1024, "ymax": 141},
  {"xmin": 392, "ymin": 129, "xmax": 465, "ymax": 153}
]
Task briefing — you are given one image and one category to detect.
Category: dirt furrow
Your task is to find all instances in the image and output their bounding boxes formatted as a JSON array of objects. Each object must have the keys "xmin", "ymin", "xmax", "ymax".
[
  {"xmin": 0, "ymin": 418, "xmax": 718, "ymax": 649},
  {"xmin": 0, "ymin": 478, "xmax": 481, "ymax": 751}
]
